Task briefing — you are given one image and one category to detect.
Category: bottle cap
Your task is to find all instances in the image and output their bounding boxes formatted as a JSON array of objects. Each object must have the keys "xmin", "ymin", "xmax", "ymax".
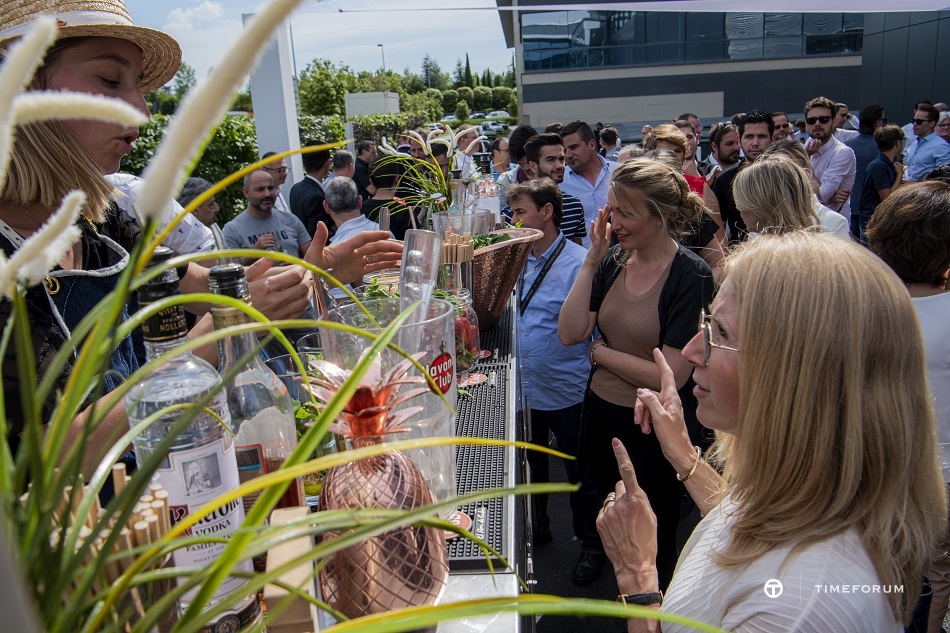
[
  {"xmin": 139, "ymin": 246, "xmax": 180, "ymax": 304},
  {"xmin": 209, "ymin": 263, "xmax": 250, "ymax": 301}
]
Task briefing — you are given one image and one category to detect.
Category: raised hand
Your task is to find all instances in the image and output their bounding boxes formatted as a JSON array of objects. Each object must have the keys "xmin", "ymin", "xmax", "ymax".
[
  {"xmin": 304, "ymin": 221, "xmax": 403, "ymax": 285},
  {"xmin": 586, "ymin": 205, "xmax": 612, "ymax": 266},
  {"xmin": 634, "ymin": 348, "xmax": 693, "ymax": 466}
]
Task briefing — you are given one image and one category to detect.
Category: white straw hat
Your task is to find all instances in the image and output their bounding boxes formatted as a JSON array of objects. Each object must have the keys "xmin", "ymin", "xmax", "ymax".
[{"xmin": 0, "ymin": 0, "xmax": 182, "ymax": 93}]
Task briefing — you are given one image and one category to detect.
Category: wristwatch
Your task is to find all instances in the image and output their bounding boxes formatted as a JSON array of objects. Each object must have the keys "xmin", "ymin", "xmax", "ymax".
[{"xmin": 617, "ymin": 591, "xmax": 663, "ymax": 606}]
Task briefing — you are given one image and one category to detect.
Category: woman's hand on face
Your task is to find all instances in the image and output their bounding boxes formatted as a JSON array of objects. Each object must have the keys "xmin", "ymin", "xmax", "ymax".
[
  {"xmin": 586, "ymin": 205, "xmax": 612, "ymax": 266},
  {"xmin": 597, "ymin": 438, "xmax": 660, "ymax": 594},
  {"xmin": 634, "ymin": 348, "xmax": 693, "ymax": 464},
  {"xmin": 304, "ymin": 221, "xmax": 403, "ymax": 285}
]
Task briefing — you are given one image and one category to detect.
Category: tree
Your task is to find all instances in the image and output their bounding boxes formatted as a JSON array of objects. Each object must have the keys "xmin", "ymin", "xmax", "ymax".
[
  {"xmin": 442, "ymin": 89, "xmax": 459, "ymax": 114},
  {"xmin": 455, "ymin": 100, "xmax": 470, "ymax": 121},
  {"xmin": 506, "ymin": 93, "xmax": 518, "ymax": 118},
  {"xmin": 421, "ymin": 54, "xmax": 449, "ymax": 91},
  {"xmin": 425, "ymin": 88, "xmax": 443, "ymax": 108},
  {"xmin": 453, "ymin": 58, "xmax": 465, "ymax": 88},
  {"xmin": 401, "ymin": 66, "xmax": 426, "ymax": 94},
  {"xmin": 172, "ymin": 61, "xmax": 197, "ymax": 99},
  {"xmin": 464, "ymin": 54, "xmax": 473, "ymax": 88},
  {"xmin": 231, "ymin": 87, "xmax": 253, "ymax": 112},
  {"xmin": 356, "ymin": 69, "xmax": 404, "ymax": 95},
  {"xmin": 502, "ymin": 52, "xmax": 517, "ymax": 89},
  {"xmin": 145, "ymin": 87, "xmax": 178, "ymax": 115},
  {"xmin": 402, "ymin": 92, "xmax": 443, "ymax": 122},
  {"xmin": 457, "ymin": 86, "xmax": 474, "ymax": 109},
  {"xmin": 491, "ymin": 86, "xmax": 511, "ymax": 111},
  {"xmin": 481, "ymin": 68, "xmax": 493, "ymax": 88},
  {"xmin": 297, "ymin": 58, "xmax": 356, "ymax": 116},
  {"xmin": 473, "ymin": 86, "xmax": 492, "ymax": 112}
]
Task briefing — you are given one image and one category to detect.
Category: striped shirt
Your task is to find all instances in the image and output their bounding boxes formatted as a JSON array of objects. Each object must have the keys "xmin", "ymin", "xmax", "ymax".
[{"xmin": 559, "ymin": 192, "xmax": 587, "ymax": 242}]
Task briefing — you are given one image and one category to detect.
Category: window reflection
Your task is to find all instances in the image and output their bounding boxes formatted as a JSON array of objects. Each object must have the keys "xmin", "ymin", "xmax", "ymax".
[{"xmin": 521, "ymin": 11, "xmax": 863, "ymax": 72}]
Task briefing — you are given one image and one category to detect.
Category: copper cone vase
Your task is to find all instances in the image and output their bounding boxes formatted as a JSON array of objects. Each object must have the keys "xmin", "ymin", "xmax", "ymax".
[{"xmin": 318, "ymin": 436, "xmax": 449, "ymax": 619}]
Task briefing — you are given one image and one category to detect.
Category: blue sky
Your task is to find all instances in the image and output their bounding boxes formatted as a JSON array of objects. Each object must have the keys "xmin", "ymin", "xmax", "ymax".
[{"xmin": 124, "ymin": 0, "xmax": 513, "ymax": 84}]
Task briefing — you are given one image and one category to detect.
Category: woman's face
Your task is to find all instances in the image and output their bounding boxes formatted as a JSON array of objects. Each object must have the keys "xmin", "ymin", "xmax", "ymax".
[
  {"xmin": 738, "ymin": 205, "xmax": 763, "ymax": 234},
  {"xmin": 682, "ymin": 277, "xmax": 741, "ymax": 433},
  {"xmin": 654, "ymin": 140, "xmax": 685, "ymax": 166},
  {"xmin": 193, "ymin": 197, "xmax": 219, "ymax": 227},
  {"xmin": 606, "ymin": 186, "xmax": 664, "ymax": 251},
  {"xmin": 44, "ymin": 37, "xmax": 150, "ymax": 174}
]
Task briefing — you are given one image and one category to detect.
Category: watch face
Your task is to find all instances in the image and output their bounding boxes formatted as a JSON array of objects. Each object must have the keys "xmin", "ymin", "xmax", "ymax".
[{"xmin": 213, "ymin": 615, "xmax": 241, "ymax": 633}]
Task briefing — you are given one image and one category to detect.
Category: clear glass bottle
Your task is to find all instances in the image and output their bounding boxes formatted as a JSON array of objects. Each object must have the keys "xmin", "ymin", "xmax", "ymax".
[
  {"xmin": 209, "ymin": 263, "xmax": 303, "ymax": 513},
  {"xmin": 125, "ymin": 247, "xmax": 258, "ymax": 621},
  {"xmin": 473, "ymin": 152, "xmax": 502, "ymax": 228}
]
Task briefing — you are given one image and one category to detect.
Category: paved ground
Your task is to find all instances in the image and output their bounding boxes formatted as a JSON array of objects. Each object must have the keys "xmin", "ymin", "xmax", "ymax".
[{"xmin": 532, "ymin": 452, "xmax": 628, "ymax": 633}]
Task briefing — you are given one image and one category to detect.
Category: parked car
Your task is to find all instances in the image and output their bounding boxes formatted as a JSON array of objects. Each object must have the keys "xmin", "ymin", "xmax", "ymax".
[
  {"xmin": 486, "ymin": 110, "xmax": 511, "ymax": 119},
  {"xmin": 477, "ymin": 121, "xmax": 506, "ymax": 138},
  {"xmin": 471, "ymin": 111, "xmax": 487, "ymax": 119},
  {"xmin": 428, "ymin": 123, "xmax": 445, "ymax": 132},
  {"xmin": 443, "ymin": 114, "xmax": 457, "ymax": 121}
]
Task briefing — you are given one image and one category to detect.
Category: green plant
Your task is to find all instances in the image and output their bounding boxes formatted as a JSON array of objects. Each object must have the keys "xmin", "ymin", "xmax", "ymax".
[
  {"xmin": 457, "ymin": 86, "xmax": 474, "ymax": 109},
  {"xmin": 297, "ymin": 114, "xmax": 346, "ymax": 145},
  {"xmin": 454, "ymin": 100, "xmax": 470, "ymax": 121},
  {"xmin": 442, "ymin": 89, "xmax": 459, "ymax": 113},
  {"xmin": 473, "ymin": 86, "xmax": 492, "ymax": 112}
]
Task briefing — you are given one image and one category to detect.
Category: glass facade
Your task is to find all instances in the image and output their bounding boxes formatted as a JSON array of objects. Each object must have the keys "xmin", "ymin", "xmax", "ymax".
[{"xmin": 521, "ymin": 11, "xmax": 863, "ymax": 72}]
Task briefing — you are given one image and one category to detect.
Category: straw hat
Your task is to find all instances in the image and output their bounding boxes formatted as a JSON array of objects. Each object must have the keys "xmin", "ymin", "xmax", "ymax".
[{"xmin": 0, "ymin": 0, "xmax": 182, "ymax": 93}]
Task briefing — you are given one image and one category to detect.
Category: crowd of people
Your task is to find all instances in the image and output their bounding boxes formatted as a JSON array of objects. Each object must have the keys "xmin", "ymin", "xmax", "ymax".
[{"xmin": 3, "ymin": 0, "xmax": 950, "ymax": 630}]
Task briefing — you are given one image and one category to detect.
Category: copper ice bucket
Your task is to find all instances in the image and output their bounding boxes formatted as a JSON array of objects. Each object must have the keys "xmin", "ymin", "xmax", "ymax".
[{"xmin": 472, "ymin": 228, "xmax": 543, "ymax": 331}]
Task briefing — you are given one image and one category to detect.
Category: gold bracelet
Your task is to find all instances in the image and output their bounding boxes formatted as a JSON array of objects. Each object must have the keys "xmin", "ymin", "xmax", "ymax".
[
  {"xmin": 676, "ymin": 446, "xmax": 702, "ymax": 482},
  {"xmin": 589, "ymin": 341, "xmax": 607, "ymax": 366}
]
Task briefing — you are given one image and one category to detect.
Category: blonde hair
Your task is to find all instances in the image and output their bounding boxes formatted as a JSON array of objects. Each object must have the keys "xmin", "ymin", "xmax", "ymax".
[
  {"xmin": 712, "ymin": 232, "xmax": 947, "ymax": 624},
  {"xmin": 608, "ymin": 158, "xmax": 703, "ymax": 238},
  {"xmin": 732, "ymin": 156, "xmax": 818, "ymax": 234},
  {"xmin": 642, "ymin": 124, "xmax": 687, "ymax": 155},
  {"xmin": 1, "ymin": 38, "xmax": 117, "ymax": 222}
]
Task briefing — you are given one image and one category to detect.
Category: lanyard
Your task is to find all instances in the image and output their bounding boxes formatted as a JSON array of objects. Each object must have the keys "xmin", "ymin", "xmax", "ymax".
[{"xmin": 518, "ymin": 235, "xmax": 566, "ymax": 316}]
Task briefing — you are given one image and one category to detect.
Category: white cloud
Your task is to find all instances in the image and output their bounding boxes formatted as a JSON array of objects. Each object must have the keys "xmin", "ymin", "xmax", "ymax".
[{"xmin": 163, "ymin": 1, "xmax": 225, "ymax": 33}]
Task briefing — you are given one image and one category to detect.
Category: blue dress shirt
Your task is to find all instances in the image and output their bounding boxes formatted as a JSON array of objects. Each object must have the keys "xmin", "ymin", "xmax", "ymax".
[
  {"xmin": 517, "ymin": 231, "xmax": 592, "ymax": 411},
  {"xmin": 907, "ymin": 133, "xmax": 950, "ymax": 181},
  {"xmin": 559, "ymin": 156, "xmax": 618, "ymax": 248}
]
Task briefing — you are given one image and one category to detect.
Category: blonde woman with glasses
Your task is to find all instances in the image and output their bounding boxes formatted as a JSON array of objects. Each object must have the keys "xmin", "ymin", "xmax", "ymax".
[{"xmin": 596, "ymin": 232, "xmax": 946, "ymax": 632}]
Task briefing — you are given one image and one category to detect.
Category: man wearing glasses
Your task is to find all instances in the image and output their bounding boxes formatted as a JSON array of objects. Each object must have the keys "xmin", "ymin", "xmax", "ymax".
[
  {"xmin": 906, "ymin": 104, "xmax": 950, "ymax": 182},
  {"xmin": 261, "ymin": 151, "xmax": 291, "ymax": 214},
  {"xmin": 804, "ymin": 96, "xmax": 856, "ymax": 223}
]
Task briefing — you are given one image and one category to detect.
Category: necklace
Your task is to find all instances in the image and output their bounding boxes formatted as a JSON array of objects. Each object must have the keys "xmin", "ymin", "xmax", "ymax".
[{"xmin": 18, "ymin": 205, "xmax": 50, "ymax": 228}]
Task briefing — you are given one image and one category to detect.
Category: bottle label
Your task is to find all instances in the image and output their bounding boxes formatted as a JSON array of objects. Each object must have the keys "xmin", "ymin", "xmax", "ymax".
[
  {"xmin": 235, "ymin": 443, "xmax": 265, "ymax": 516},
  {"xmin": 141, "ymin": 303, "xmax": 187, "ymax": 342},
  {"xmin": 154, "ymin": 438, "xmax": 251, "ymax": 600}
]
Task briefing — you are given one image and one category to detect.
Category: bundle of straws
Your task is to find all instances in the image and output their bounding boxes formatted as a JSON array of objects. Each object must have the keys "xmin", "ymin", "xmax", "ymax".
[{"xmin": 440, "ymin": 229, "xmax": 474, "ymax": 265}]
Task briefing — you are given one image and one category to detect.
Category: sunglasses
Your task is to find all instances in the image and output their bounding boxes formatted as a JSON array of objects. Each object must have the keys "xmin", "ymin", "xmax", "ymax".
[
  {"xmin": 700, "ymin": 309, "xmax": 740, "ymax": 366},
  {"xmin": 805, "ymin": 116, "xmax": 832, "ymax": 125},
  {"xmin": 913, "ymin": 118, "xmax": 935, "ymax": 125}
]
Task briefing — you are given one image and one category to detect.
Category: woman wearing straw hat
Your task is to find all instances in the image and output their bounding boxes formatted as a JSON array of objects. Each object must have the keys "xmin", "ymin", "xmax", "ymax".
[{"xmin": 0, "ymin": 0, "xmax": 401, "ymax": 474}]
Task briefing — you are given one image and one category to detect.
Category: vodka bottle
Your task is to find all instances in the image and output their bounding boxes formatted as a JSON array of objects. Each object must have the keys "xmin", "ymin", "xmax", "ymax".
[
  {"xmin": 473, "ymin": 152, "xmax": 502, "ymax": 228},
  {"xmin": 209, "ymin": 263, "xmax": 303, "ymax": 513},
  {"xmin": 125, "ymin": 247, "xmax": 258, "ymax": 622}
]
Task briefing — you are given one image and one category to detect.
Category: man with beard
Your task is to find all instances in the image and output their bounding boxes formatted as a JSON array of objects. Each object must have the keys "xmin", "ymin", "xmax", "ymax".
[
  {"xmin": 701, "ymin": 122, "xmax": 740, "ymax": 184},
  {"xmin": 224, "ymin": 170, "xmax": 312, "ymax": 266},
  {"xmin": 523, "ymin": 133, "xmax": 587, "ymax": 243},
  {"xmin": 558, "ymin": 120, "xmax": 618, "ymax": 247},
  {"xmin": 805, "ymin": 96, "xmax": 856, "ymax": 223},
  {"xmin": 261, "ymin": 151, "xmax": 291, "ymax": 214},
  {"xmin": 712, "ymin": 111, "xmax": 773, "ymax": 243}
]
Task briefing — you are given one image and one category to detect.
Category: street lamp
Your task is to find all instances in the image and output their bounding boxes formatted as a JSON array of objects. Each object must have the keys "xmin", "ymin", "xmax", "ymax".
[{"xmin": 377, "ymin": 43, "xmax": 386, "ymax": 73}]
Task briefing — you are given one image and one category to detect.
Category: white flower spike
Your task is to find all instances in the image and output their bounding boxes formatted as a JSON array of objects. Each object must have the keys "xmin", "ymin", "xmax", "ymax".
[
  {"xmin": 137, "ymin": 0, "xmax": 305, "ymax": 224},
  {"xmin": 0, "ymin": 190, "xmax": 84, "ymax": 299},
  {"xmin": 0, "ymin": 16, "xmax": 57, "ymax": 192},
  {"xmin": 12, "ymin": 92, "xmax": 148, "ymax": 129}
]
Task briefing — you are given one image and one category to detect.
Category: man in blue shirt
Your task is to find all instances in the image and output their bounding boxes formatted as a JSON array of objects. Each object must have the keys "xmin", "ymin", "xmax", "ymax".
[
  {"xmin": 906, "ymin": 103, "xmax": 950, "ymax": 182},
  {"xmin": 857, "ymin": 124, "xmax": 904, "ymax": 243},
  {"xmin": 558, "ymin": 121, "xmax": 618, "ymax": 248},
  {"xmin": 507, "ymin": 179, "xmax": 602, "ymax": 580}
]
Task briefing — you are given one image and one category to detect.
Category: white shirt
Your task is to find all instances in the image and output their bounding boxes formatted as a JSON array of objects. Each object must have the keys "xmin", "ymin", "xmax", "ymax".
[
  {"xmin": 106, "ymin": 173, "xmax": 216, "ymax": 254},
  {"xmin": 328, "ymin": 214, "xmax": 388, "ymax": 299},
  {"xmin": 273, "ymin": 187, "xmax": 290, "ymax": 215},
  {"xmin": 661, "ymin": 496, "xmax": 901, "ymax": 633},
  {"xmin": 810, "ymin": 135, "xmax": 856, "ymax": 222},
  {"xmin": 813, "ymin": 195, "xmax": 850, "ymax": 237},
  {"xmin": 559, "ymin": 155, "xmax": 618, "ymax": 248}
]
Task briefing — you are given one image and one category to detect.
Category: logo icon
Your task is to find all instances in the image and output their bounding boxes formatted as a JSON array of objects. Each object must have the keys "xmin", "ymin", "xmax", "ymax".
[{"xmin": 763, "ymin": 579, "xmax": 784, "ymax": 598}]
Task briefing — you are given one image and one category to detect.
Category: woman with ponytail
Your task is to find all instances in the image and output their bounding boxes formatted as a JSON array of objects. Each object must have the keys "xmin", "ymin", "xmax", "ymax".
[{"xmin": 558, "ymin": 158, "xmax": 715, "ymax": 588}]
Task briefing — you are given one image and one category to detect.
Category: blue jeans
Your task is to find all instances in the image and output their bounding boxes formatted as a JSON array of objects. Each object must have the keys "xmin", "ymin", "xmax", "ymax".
[{"xmin": 851, "ymin": 214, "xmax": 871, "ymax": 245}]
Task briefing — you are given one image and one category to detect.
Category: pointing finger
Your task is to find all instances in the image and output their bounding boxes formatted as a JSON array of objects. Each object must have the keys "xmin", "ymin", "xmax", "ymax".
[
  {"xmin": 611, "ymin": 438, "xmax": 641, "ymax": 493},
  {"xmin": 652, "ymin": 348, "xmax": 677, "ymax": 399}
]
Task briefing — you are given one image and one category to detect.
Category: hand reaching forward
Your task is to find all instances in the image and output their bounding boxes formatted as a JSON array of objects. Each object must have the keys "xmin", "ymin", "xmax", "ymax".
[
  {"xmin": 304, "ymin": 221, "xmax": 403, "ymax": 285},
  {"xmin": 596, "ymin": 438, "xmax": 660, "ymax": 595}
]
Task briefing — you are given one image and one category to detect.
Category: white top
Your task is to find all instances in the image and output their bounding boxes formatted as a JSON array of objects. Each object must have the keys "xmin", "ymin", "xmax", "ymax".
[
  {"xmin": 914, "ymin": 292, "xmax": 950, "ymax": 482},
  {"xmin": 809, "ymin": 136, "xmax": 856, "ymax": 223},
  {"xmin": 660, "ymin": 496, "xmax": 900, "ymax": 633},
  {"xmin": 813, "ymin": 195, "xmax": 850, "ymax": 237}
]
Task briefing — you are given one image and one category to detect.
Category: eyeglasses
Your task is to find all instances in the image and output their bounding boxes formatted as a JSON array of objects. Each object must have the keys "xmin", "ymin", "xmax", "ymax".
[
  {"xmin": 805, "ymin": 116, "xmax": 832, "ymax": 125},
  {"xmin": 264, "ymin": 166, "xmax": 288, "ymax": 174},
  {"xmin": 700, "ymin": 309, "xmax": 739, "ymax": 366},
  {"xmin": 938, "ymin": 121, "xmax": 950, "ymax": 128},
  {"xmin": 912, "ymin": 118, "xmax": 934, "ymax": 125}
]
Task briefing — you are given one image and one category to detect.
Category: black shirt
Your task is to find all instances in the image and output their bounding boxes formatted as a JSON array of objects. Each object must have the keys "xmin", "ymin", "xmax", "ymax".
[{"xmin": 711, "ymin": 161, "xmax": 748, "ymax": 244}]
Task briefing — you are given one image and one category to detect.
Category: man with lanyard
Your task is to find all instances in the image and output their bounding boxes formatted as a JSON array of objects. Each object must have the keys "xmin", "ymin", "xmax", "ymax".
[
  {"xmin": 558, "ymin": 121, "xmax": 618, "ymax": 248},
  {"xmin": 507, "ymin": 180, "xmax": 601, "ymax": 572}
]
